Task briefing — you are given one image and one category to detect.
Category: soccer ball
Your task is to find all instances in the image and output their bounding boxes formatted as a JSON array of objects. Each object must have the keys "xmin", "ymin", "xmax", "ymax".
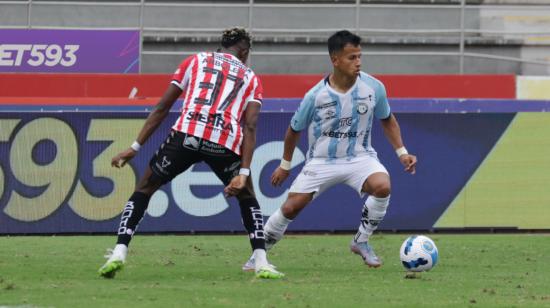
[{"xmin": 399, "ymin": 235, "xmax": 438, "ymax": 272}]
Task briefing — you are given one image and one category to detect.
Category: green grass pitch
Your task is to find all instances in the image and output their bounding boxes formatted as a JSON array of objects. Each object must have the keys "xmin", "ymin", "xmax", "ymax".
[{"xmin": 0, "ymin": 234, "xmax": 549, "ymax": 307}]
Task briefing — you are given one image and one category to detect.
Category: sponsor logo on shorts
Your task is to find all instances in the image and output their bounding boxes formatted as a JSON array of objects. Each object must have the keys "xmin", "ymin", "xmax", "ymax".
[
  {"xmin": 183, "ymin": 135, "xmax": 200, "ymax": 150},
  {"xmin": 302, "ymin": 169, "xmax": 317, "ymax": 177},
  {"xmin": 223, "ymin": 161, "xmax": 241, "ymax": 173},
  {"xmin": 154, "ymin": 156, "xmax": 172, "ymax": 175},
  {"xmin": 161, "ymin": 156, "xmax": 171, "ymax": 168},
  {"xmin": 200, "ymin": 140, "xmax": 230, "ymax": 156}
]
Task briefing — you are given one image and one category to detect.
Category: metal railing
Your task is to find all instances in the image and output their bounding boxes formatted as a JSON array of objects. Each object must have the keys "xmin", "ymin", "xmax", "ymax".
[{"xmin": 2, "ymin": 0, "xmax": 550, "ymax": 73}]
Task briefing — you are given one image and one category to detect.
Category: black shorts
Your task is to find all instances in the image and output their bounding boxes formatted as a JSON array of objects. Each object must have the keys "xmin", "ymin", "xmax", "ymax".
[{"xmin": 149, "ymin": 131, "xmax": 241, "ymax": 185}]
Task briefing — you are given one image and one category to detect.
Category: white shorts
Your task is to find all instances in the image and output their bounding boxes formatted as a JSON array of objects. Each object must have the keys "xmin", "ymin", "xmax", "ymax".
[{"xmin": 289, "ymin": 155, "xmax": 388, "ymax": 199}]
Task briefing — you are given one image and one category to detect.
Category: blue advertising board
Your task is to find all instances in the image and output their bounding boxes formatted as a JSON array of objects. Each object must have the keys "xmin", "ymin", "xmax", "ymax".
[{"xmin": 0, "ymin": 99, "xmax": 533, "ymax": 233}]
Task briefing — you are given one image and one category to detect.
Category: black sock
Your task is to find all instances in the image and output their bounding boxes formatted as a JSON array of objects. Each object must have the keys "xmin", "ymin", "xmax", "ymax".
[
  {"xmin": 116, "ymin": 192, "xmax": 151, "ymax": 247},
  {"xmin": 238, "ymin": 198, "xmax": 266, "ymax": 251}
]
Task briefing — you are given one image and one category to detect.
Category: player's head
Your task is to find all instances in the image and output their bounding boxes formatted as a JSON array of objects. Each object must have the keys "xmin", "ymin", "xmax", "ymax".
[
  {"xmin": 220, "ymin": 27, "xmax": 252, "ymax": 63},
  {"xmin": 328, "ymin": 30, "xmax": 362, "ymax": 78}
]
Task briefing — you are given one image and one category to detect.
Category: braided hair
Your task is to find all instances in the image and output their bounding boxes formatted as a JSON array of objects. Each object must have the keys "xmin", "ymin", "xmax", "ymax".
[{"xmin": 221, "ymin": 27, "xmax": 251, "ymax": 49}]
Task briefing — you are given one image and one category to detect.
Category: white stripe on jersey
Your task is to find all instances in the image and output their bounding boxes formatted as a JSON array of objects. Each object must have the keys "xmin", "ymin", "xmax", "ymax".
[
  {"xmin": 170, "ymin": 52, "xmax": 263, "ymax": 155},
  {"xmin": 290, "ymin": 72, "xmax": 390, "ymax": 164}
]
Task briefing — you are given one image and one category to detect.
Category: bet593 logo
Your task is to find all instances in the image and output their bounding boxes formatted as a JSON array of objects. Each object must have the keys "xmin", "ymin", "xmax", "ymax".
[
  {"xmin": 0, "ymin": 117, "xmax": 304, "ymax": 222},
  {"xmin": 0, "ymin": 44, "xmax": 79, "ymax": 67}
]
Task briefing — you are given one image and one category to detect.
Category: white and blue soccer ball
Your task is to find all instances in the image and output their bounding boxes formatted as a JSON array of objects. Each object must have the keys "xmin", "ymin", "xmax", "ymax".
[{"xmin": 399, "ymin": 235, "xmax": 438, "ymax": 272}]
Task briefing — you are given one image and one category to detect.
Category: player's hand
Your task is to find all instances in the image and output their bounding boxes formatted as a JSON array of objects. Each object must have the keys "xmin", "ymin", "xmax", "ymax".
[
  {"xmin": 399, "ymin": 154, "xmax": 417, "ymax": 175},
  {"xmin": 111, "ymin": 148, "xmax": 137, "ymax": 168},
  {"xmin": 224, "ymin": 174, "xmax": 247, "ymax": 197},
  {"xmin": 271, "ymin": 167, "xmax": 290, "ymax": 187}
]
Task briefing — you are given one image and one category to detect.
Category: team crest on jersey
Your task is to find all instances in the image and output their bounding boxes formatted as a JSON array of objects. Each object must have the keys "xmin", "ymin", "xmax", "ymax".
[{"xmin": 357, "ymin": 103, "xmax": 369, "ymax": 115}]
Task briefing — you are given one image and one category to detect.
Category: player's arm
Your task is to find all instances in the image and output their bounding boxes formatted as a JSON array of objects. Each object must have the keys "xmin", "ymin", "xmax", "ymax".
[
  {"xmin": 271, "ymin": 89, "xmax": 315, "ymax": 186},
  {"xmin": 380, "ymin": 114, "xmax": 417, "ymax": 174},
  {"xmin": 111, "ymin": 84, "xmax": 182, "ymax": 168},
  {"xmin": 240, "ymin": 101, "xmax": 261, "ymax": 170},
  {"xmin": 224, "ymin": 101, "xmax": 261, "ymax": 197},
  {"xmin": 271, "ymin": 127, "xmax": 301, "ymax": 186},
  {"xmin": 135, "ymin": 84, "xmax": 182, "ymax": 145}
]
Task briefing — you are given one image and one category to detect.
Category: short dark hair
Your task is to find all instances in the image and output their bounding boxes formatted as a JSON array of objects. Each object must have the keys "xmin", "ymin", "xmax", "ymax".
[
  {"xmin": 221, "ymin": 27, "xmax": 252, "ymax": 49},
  {"xmin": 328, "ymin": 30, "xmax": 361, "ymax": 55}
]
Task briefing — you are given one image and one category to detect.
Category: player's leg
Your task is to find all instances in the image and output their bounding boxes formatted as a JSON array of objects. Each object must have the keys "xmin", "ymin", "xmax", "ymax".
[
  {"xmin": 236, "ymin": 181, "xmax": 285, "ymax": 278},
  {"xmin": 242, "ymin": 191, "xmax": 313, "ymax": 273},
  {"xmin": 264, "ymin": 162, "xmax": 341, "ymax": 250},
  {"xmin": 347, "ymin": 158, "xmax": 391, "ymax": 267},
  {"xmin": 246, "ymin": 163, "xmax": 342, "ymax": 274},
  {"xmin": 263, "ymin": 192, "xmax": 314, "ymax": 249},
  {"xmin": 98, "ymin": 167, "xmax": 164, "ymax": 278},
  {"xmin": 99, "ymin": 131, "xmax": 198, "ymax": 278},
  {"xmin": 204, "ymin": 147, "xmax": 283, "ymax": 278},
  {"xmin": 357, "ymin": 172, "xmax": 391, "ymax": 241},
  {"xmin": 202, "ymin": 145, "xmax": 267, "ymax": 255}
]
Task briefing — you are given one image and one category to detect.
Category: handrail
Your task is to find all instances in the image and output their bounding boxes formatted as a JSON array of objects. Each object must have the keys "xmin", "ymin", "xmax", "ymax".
[
  {"xmin": 143, "ymin": 26, "xmax": 550, "ymax": 37},
  {"xmin": 459, "ymin": 0, "xmax": 466, "ymax": 73},
  {"xmin": 6, "ymin": 1, "xmax": 550, "ymax": 10},
  {"xmin": 2, "ymin": 0, "xmax": 550, "ymax": 72}
]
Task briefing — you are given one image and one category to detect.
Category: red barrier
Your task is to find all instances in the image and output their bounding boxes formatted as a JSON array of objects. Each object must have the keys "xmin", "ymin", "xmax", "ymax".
[
  {"xmin": 377, "ymin": 75, "xmax": 516, "ymax": 99},
  {"xmin": 0, "ymin": 97, "xmax": 158, "ymax": 106},
  {"xmin": 0, "ymin": 73, "xmax": 515, "ymax": 102},
  {"xmin": 261, "ymin": 74, "xmax": 516, "ymax": 99},
  {"xmin": 0, "ymin": 73, "xmax": 169, "ymax": 98}
]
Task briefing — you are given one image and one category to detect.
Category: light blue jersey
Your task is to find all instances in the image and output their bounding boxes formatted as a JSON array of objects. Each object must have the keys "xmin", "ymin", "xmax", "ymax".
[{"xmin": 290, "ymin": 72, "xmax": 390, "ymax": 164}]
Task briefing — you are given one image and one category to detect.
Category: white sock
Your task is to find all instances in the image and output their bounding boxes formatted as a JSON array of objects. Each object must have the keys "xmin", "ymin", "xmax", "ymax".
[
  {"xmin": 264, "ymin": 208, "xmax": 292, "ymax": 242},
  {"xmin": 112, "ymin": 244, "xmax": 128, "ymax": 261},
  {"xmin": 253, "ymin": 249, "xmax": 268, "ymax": 270},
  {"xmin": 355, "ymin": 195, "xmax": 390, "ymax": 243}
]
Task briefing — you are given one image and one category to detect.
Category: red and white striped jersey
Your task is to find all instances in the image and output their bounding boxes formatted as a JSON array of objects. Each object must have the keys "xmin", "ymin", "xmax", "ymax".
[{"xmin": 170, "ymin": 52, "xmax": 263, "ymax": 155}]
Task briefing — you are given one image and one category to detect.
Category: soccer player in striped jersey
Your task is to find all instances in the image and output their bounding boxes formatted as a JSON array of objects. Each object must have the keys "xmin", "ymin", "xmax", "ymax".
[
  {"xmin": 99, "ymin": 28, "xmax": 284, "ymax": 279},
  {"xmin": 244, "ymin": 30, "xmax": 417, "ymax": 269}
]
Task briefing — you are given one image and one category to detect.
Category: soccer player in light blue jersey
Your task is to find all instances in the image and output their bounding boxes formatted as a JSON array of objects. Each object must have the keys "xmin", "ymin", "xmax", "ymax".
[{"xmin": 243, "ymin": 30, "xmax": 417, "ymax": 270}]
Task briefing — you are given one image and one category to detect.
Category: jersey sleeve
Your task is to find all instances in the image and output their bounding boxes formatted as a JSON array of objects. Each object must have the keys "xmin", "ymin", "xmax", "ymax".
[
  {"xmin": 241, "ymin": 75, "xmax": 263, "ymax": 110},
  {"xmin": 171, "ymin": 55, "xmax": 195, "ymax": 90},
  {"xmin": 248, "ymin": 75, "xmax": 263, "ymax": 105},
  {"xmin": 374, "ymin": 81, "xmax": 391, "ymax": 119},
  {"xmin": 290, "ymin": 90, "xmax": 316, "ymax": 131}
]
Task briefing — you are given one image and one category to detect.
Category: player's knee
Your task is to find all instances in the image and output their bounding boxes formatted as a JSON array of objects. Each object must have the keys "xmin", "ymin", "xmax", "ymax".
[
  {"xmin": 372, "ymin": 184, "xmax": 391, "ymax": 198},
  {"xmin": 281, "ymin": 205, "xmax": 300, "ymax": 219},
  {"xmin": 135, "ymin": 174, "xmax": 163, "ymax": 196},
  {"xmin": 281, "ymin": 193, "xmax": 312, "ymax": 219}
]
